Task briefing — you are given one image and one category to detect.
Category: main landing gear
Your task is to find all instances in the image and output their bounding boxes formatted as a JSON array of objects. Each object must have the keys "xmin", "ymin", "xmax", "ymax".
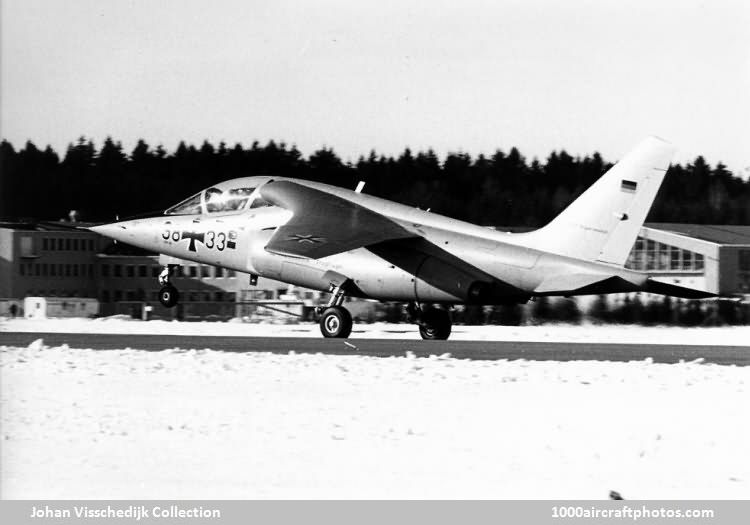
[
  {"xmin": 318, "ymin": 284, "xmax": 353, "ymax": 338},
  {"xmin": 158, "ymin": 265, "xmax": 180, "ymax": 308},
  {"xmin": 408, "ymin": 302, "xmax": 452, "ymax": 340},
  {"xmin": 316, "ymin": 291, "xmax": 453, "ymax": 340}
]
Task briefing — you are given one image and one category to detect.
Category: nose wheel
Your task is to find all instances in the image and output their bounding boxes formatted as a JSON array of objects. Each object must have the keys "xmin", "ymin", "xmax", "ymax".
[{"xmin": 159, "ymin": 285, "xmax": 179, "ymax": 308}]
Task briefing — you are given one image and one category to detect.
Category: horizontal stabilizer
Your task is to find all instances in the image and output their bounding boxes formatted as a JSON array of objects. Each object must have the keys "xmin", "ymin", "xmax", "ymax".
[
  {"xmin": 534, "ymin": 273, "xmax": 640, "ymax": 296},
  {"xmin": 645, "ymin": 279, "xmax": 716, "ymax": 299}
]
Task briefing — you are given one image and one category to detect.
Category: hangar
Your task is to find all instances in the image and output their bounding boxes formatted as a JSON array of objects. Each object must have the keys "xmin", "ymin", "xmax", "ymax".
[{"xmin": 626, "ymin": 224, "xmax": 750, "ymax": 296}]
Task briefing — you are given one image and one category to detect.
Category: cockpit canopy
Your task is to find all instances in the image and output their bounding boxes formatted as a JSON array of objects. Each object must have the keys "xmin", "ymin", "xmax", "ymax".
[{"xmin": 165, "ymin": 177, "xmax": 275, "ymax": 215}]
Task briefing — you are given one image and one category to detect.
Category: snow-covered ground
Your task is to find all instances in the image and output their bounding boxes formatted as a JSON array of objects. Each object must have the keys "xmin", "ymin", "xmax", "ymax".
[
  {"xmin": 2, "ymin": 316, "xmax": 750, "ymax": 345},
  {"xmin": 1, "ymin": 342, "xmax": 749, "ymax": 499}
]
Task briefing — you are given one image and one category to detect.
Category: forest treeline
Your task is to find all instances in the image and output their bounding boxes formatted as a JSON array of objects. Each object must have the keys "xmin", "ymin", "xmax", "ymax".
[{"xmin": 1, "ymin": 137, "xmax": 748, "ymax": 225}]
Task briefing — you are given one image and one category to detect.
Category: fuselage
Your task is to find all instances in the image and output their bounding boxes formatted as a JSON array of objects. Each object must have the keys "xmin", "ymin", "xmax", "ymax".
[{"xmin": 91, "ymin": 175, "xmax": 649, "ymax": 303}]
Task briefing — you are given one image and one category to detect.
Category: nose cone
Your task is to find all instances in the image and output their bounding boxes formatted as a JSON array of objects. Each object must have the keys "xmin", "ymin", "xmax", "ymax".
[
  {"xmin": 88, "ymin": 222, "xmax": 132, "ymax": 243},
  {"xmin": 89, "ymin": 219, "xmax": 165, "ymax": 254}
]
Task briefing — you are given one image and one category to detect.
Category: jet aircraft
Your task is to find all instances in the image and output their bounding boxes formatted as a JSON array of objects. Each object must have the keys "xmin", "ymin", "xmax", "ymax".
[{"xmin": 90, "ymin": 137, "xmax": 712, "ymax": 339}]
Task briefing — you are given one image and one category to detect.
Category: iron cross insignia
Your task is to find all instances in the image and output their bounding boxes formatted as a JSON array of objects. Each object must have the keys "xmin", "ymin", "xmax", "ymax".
[{"xmin": 287, "ymin": 234, "xmax": 325, "ymax": 244}]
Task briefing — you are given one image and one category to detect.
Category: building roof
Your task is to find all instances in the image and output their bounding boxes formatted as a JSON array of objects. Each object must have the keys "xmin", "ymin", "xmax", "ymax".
[{"xmin": 645, "ymin": 223, "xmax": 750, "ymax": 246}]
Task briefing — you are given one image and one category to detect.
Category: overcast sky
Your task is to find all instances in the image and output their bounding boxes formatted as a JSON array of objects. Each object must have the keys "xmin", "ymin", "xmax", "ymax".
[{"xmin": 2, "ymin": 0, "xmax": 748, "ymax": 173}]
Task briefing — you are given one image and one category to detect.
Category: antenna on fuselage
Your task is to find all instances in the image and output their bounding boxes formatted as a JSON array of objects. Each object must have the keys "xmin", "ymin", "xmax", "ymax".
[{"xmin": 354, "ymin": 181, "xmax": 366, "ymax": 193}]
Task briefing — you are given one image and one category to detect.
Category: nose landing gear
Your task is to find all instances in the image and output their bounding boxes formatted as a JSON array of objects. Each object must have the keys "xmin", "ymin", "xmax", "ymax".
[{"xmin": 158, "ymin": 265, "xmax": 180, "ymax": 308}]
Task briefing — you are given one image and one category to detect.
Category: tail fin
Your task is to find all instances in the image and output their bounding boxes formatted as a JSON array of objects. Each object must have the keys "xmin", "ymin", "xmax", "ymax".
[{"xmin": 521, "ymin": 136, "xmax": 676, "ymax": 266}]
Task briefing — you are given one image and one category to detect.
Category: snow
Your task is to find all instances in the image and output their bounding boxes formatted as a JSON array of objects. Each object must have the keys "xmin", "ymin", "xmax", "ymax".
[
  {"xmin": 2, "ymin": 316, "xmax": 749, "ymax": 345},
  {"xmin": 2, "ymin": 342, "xmax": 749, "ymax": 499}
]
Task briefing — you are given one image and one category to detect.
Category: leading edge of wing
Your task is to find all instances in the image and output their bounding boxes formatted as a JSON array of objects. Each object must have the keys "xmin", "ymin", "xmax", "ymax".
[{"xmin": 260, "ymin": 180, "xmax": 417, "ymax": 259}]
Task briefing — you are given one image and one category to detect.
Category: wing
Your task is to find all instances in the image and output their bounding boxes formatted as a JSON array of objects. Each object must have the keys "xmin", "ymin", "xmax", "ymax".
[{"xmin": 259, "ymin": 180, "xmax": 416, "ymax": 259}]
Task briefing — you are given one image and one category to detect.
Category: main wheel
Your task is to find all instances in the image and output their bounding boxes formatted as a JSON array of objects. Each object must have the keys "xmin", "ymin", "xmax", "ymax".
[
  {"xmin": 419, "ymin": 308, "xmax": 452, "ymax": 340},
  {"xmin": 319, "ymin": 306, "xmax": 353, "ymax": 338},
  {"xmin": 159, "ymin": 285, "xmax": 179, "ymax": 308}
]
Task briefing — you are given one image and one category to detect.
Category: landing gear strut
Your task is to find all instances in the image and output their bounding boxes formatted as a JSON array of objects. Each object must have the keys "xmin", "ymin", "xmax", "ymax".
[
  {"xmin": 158, "ymin": 265, "xmax": 180, "ymax": 308},
  {"xmin": 408, "ymin": 303, "xmax": 452, "ymax": 340},
  {"xmin": 318, "ymin": 284, "xmax": 352, "ymax": 338}
]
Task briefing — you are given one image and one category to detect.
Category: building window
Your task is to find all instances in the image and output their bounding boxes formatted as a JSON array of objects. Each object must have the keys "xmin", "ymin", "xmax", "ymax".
[
  {"xmin": 138, "ymin": 265, "xmax": 147, "ymax": 277},
  {"xmin": 656, "ymin": 243, "xmax": 669, "ymax": 270},
  {"xmin": 101, "ymin": 264, "xmax": 110, "ymax": 277},
  {"xmin": 152, "ymin": 266, "xmax": 160, "ymax": 278},
  {"xmin": 19, "ymin": 263, "xmax": 25, "ymax": 276},
  {"xmin": 740, "ymin": 251, "xmax": 750, "ymax": 272},
  {"xmin": 65, "ymin": 239, "xmax": 71, "ymax": 251},
  {"xmin": 682, "ymin": 250, "xmax": 693, "ymax": 270},
  {"xmin": 73, "ymin": 265, "xmax": 79, "ymax": 277},
  {"xmin": 644, "ymin": 240, "xmax": 656, "ymax": 270},
  {"xmin": 43, "ymin": 238, "xmax": 49, "ymax": 251},
  {"xmin": 228, "ymin": 270, "xmax": 236, "ymax": 278},
  {"xmin": 188, "ymin": 291, "xmax": 198, "ymax": 302},
  {"xmin": 126, "ymin": 265, "xmax": 135, "ymax": 278},
  {"xmin": 34, "ymin": 264, "xmax": 40, "ymax": 276},
  {"xmin": 215, "ymin": 267, "xmax": 224, "ymax": 278},
  {"xmin": 669, "ymin": 246, "xmax": 680, "ymax": 270},
  {"xmin": 73, "ymin": 239, "xmax": 78, "ymax": 251},
  {"xmin": 695, "ymin": 253, "xmax": 704, "ymax": 271},
  {"xmin": 114, "ymin": 290, "xmax": 123, "ymax": 302},
  {"xmin": 88, "ymin": 264, "xmax": 94, "ymax": 277},
  {"xmin": 101, "ymin": 290, "xmax": 110, "ymax": 303},
  {"xmin": 201, "ymin": 266, "xmax": 211, "ymax": 278},
  {"xmin": 41, "ymin": 263, "xmax": 48, "ymax": 276},
  {"xmin": 20, "ymin": 236, "xmax": 34, "ymax": 257},
  {"xmin": 126, "ymin": 291, "xmax": 136, "ymax": 301},
  {"xmin": 189, "ymin": 266, "xmax": 198, "ymax": 278},
  {"xmin": 226, "ymin": 292, "xmax": 236, "ymax": 302},
  {"xmin": 114, "ymin": 265, "xmax": 122, "ymax": 277},
  {"xmin": 214, "ymin": 291, "xmax": 224, "ymax": 301}
]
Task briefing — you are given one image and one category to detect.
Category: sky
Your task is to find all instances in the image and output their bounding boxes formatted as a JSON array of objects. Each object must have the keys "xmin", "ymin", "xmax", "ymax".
[{"xmin": 1, "ymin": 0, "xmax": 749, "ymax": 174}]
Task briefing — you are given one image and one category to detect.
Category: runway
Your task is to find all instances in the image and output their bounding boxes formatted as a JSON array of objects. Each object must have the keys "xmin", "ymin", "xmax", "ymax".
[{"xmin": 1, "ymin": 332, "xmax": 748, "ymax": 365}]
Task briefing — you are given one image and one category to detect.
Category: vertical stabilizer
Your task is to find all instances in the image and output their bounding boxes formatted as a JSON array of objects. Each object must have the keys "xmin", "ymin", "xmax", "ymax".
[{"xmin": 521, "ymin": 136, "xmax": 676, "ymax": 266}]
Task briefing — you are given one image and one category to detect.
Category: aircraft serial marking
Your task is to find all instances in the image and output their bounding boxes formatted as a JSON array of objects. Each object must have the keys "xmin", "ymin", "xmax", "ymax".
[{"xmin": 161, "ymin": 229, "xmax": 237, "ymax": 252}]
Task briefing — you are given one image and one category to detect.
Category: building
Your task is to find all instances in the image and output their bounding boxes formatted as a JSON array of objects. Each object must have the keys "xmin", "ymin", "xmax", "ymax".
[
  {"xmin": 627, "ymin": 224, "xmax": 750, "ymax": 296},
  {"xmin": 0, "ymin": 222, "xmax": 102, "ymax": 316},
  {"xmin": 1, "ymin": 221, "xmax": 749, "ymax": 318}
]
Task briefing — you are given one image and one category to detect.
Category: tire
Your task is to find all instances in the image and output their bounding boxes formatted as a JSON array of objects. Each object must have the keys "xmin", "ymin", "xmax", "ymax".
[
  {"xmin": 419, "ymin": 308, "xmax": 452, "ymax": 340},
  {"xmin": 159, "ymin": 285, "xmax": 179, "ymax": 308},
  {"xmin": 319, "ymin": 306, "xmax": 353, "ymax": 338}
]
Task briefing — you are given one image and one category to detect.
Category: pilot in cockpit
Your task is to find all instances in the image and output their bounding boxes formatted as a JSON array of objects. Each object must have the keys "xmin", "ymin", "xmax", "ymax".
[{"xmin": 165, "ymin": 184, "xmax": 273, "ymax": 215}]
